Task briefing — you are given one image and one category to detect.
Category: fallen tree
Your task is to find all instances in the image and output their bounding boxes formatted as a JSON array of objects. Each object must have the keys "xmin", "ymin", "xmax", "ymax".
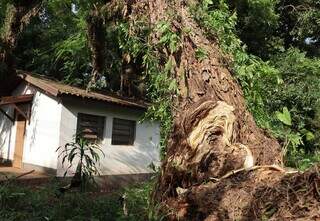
[{"xmin": 123, "ymin": 0, "xmax": 320, "ymax": 220}]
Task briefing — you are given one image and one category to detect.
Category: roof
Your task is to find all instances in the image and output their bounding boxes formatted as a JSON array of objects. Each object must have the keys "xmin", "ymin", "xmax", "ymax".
[{"xmin": 17, "ymin": 72, "xmax": 148, "ymax": 110}]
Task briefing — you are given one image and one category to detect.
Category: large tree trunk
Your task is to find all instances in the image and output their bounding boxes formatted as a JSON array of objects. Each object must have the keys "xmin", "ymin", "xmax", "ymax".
[
  {"xmin": 86, "ymin": 1, "xmax": 125, "ymax": 91},
  {"xmin": 127, "ymin": 1, "xmax": 320, "ymax": 220},
  {"xmin": 140, "ymin": 0, "xmax": 281, "ymax": 194},
  {"xmin": 86, "ymin": 5, "xmax": 106, "ymax": 90}
]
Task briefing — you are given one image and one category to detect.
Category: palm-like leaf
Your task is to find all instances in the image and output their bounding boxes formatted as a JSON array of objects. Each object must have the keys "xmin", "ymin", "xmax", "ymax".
[{"xmin": 56, "ymin": 137, "xmax": 105, "ymax": 191}]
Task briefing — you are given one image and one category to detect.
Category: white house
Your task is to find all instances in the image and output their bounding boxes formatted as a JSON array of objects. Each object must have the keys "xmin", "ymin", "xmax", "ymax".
[{"xmin": 0, "ymin": 72, "xmax": 160, "ymax": 185}]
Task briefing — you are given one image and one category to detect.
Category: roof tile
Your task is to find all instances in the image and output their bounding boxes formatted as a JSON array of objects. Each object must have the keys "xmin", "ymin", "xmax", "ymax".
[{"xmin": 18, "ymin": 72, "xmax": 148, "ymax": 109}]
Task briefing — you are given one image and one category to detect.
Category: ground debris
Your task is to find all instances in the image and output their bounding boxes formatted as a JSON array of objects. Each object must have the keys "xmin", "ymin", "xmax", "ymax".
[{"xmin": 165, "ymin": 165, "xmax": 320, "ymax": 221}]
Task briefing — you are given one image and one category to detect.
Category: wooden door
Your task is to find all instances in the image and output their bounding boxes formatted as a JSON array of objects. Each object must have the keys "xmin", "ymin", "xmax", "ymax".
[{"xmin": 13, "ymin": 114, "xmax": 26, "ymax": 168}]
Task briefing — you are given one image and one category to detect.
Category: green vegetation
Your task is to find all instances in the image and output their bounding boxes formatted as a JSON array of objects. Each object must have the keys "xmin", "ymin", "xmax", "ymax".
[
  {"xmin": 0, "ymin": 0, "xmax": 320, "ymax": 219},
  {"xmin": 191, "ymin": 0, "xmax": 320, "ymax": 170},
  {"xmin": 117, "ymin": 19, "xmax": 180, "ymax": 157},
  {"xmin": 1, "ymin": 0, "xmax": 318, "ymax": 167},
  {"xmin": 0, "ymin": 180, "xmax": 162, "ymax": 221},
  {"xmin": 57, "ymin": 137, "xmax": 105, "ymax": 191}
]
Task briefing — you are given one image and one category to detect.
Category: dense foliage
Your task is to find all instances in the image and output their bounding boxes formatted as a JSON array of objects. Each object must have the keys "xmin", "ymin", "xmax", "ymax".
[{"xmin": 192, "ymin": 0, "xmax": 320, "ymax": 169}]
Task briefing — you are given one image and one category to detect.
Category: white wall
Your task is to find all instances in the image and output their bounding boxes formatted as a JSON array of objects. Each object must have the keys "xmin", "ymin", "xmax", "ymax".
[
  {"xmin": 0, "ymin": 106, "xmax": 14, "ymax": 161},
  {"xmin": 57, "ymin": 98, "xmax": 160, "ymax": 176},
  {"xmin": 0, "ymin": 83, "xmax": 62, "ymax": 169},
  {"xmin": 1, "ymin": 82, "xmax": 160, "ymax": 176},
  {"xmin": 21, "ymin": 85, "xmax": 62, "ymax": 169},
  {"xmin": 0, "ymin": 83, "xmax": 35, "ymax": 162}
]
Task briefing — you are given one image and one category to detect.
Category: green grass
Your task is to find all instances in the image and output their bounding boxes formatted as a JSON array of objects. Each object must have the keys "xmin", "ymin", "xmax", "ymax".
[{"xmin": 0, "ymin": 179, "xmax": 164, "ymax": 221}]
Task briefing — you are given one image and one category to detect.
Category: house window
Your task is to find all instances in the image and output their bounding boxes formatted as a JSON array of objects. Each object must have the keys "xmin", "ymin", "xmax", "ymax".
[
  {"xmin": 112, "ymin": 118, "xmax": 136, "ymax": 145},
  {"xmin": 76, "ymin": 113, "xmax": 105, "ymax": 142}
]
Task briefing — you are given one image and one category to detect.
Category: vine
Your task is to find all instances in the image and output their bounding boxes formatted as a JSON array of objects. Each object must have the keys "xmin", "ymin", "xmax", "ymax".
[
  {"xmin": 117, "ymin": 18, "xmax": 180, "ymax": 158},
  {"xmin": 189, "ymin": 0, "xmax": 316, "ymax": 167}
]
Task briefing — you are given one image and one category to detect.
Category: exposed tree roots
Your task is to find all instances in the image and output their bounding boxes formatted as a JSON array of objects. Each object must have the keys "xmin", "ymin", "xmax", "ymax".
[{"xmin": 167, "ymin": 166, "xmax": 320, "ymax": 220}]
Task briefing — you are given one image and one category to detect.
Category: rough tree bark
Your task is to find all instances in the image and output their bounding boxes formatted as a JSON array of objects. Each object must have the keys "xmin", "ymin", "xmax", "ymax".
[
  {"xmin": 86, "ymin": 5, "xmax": 106, "ymax": 90},
  {"xmin": 137, "ymin": 0, "xmax": 281, "ymax": 189},
  {"xmin": 86, "ymin": 1, "xmax": 125, "ymax": 91},
  {"xmin": 126, "ymin": 1, "xmax": 320, "ymax": 220}
]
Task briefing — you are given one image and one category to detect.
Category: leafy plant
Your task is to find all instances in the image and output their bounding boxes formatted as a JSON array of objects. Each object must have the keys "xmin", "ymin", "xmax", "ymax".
[
  {"xmin": 286, "ymin": 151, "xmax": 320, "ymax": 171},
  {"xmin": 57, "ymin": 137, "xmax": 105, "ymax": 191},
  {"xmin": 276, "ymin": 107, "xmax": 292, "ymax": 126},
  {"xmin": 156, "ymin": 21, "xmax": 180, "ymax": 54},
  {"xmin": 121, "ymin": 181, "xmax": 169, "ymax": 221},
  {"xmin": 54, "ymin": 31, "xmax": 89, "ymax": 85},
  {"xmin": 117, "ymin": 19, "xmax": 180, "ymax": 158}
]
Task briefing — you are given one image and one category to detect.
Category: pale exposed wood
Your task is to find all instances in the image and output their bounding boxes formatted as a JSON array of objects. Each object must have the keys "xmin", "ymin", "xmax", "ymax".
[
  {"xmin": 209, "ymin": 165, "xmax": 298, "ymax": 182},
  {"xmin": 13, "ymin": 115, "xmax": 26, "ymax": 169}
]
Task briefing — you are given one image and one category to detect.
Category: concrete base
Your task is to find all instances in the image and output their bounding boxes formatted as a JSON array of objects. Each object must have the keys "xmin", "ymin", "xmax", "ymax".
[
  {"xmin": 96, "ymin": 173, "xmax": 153, "ymax": 191},
  {"xmin": 23, "ymin": 163, "xmax": 57, "ymax": 175},
  {"xmin": 1, "ymin": 158, "xmax": 154, "ymax": 190},
  {"xmin": 0, "ymin": 159, "xmax": 56, "ymax": 175}
]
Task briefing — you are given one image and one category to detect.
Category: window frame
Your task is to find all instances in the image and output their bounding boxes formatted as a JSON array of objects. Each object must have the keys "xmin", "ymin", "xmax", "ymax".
[
  {"xmin": 111, "ymin": 118, "xmax": 136, "ymax": 146},
  {"xmin": 76, "ymin": 113, "xmax": 106, "ymax": 143}
]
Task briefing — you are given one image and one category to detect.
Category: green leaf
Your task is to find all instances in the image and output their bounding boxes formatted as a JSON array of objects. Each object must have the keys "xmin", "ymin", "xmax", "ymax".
[
  {"xmin": 276, "ymin": 107, "xmax": 292, "ymax": 126},
  {"xmin": 168, "ymin": 80, "xmax": 177, "ymax": 92},
  {"xmin": 203, "ymin": 0, "xmax": 213, "ymax": 7},
  {"xmin": 306, "ymin": 132, "xmax": 315, "ymax": 141}
]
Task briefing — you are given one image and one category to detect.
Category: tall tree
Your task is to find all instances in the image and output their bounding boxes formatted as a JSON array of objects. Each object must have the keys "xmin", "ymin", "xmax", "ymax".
[
  {"xmin": 120, "ymin": 0, "xmax": 319, "ymax": 220},
  {"xmin": 0, "ymin": 0, "xmax": 42, "ymax": 95},
  {"xmin": 136, "ymin": 0, "xmax": 280, "ymax": 194},
  {"xmin": 86, "ymin": 4, "xmax": 106, "ymax": 90},
  {"xmin": 229, "ymin": 0, "xmax": 320, "ymax": 58}
]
